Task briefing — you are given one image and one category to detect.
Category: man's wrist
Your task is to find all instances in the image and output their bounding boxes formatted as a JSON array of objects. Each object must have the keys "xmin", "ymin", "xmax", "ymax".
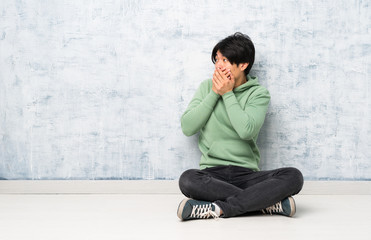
[{"xmin": 212, "ymin": 90, "xmax": 221, "ymax": 98}]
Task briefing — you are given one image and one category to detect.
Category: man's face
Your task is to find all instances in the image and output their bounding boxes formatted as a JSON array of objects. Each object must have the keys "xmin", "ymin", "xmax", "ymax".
[{"xmin": 214, "ymin": 50, "xmax": 246, "ymax": 80}]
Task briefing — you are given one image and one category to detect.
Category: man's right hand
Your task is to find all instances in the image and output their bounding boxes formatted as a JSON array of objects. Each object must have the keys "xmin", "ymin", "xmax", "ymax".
[{"xmin": 212, "ymin": 67, "xmax": 234, "ymax": 95}]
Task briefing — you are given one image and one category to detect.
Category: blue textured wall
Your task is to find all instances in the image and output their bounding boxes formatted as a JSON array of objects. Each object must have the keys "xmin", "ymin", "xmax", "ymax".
[{"xmin": 0, "ymin": 0, "xmax": 370, "ymax": 180}]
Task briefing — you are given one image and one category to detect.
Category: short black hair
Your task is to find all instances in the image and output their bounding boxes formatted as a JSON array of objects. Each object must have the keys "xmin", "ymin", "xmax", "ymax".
[{"xmin": 211, "ymin": 32, "xmax": 255, "ymax": 75}]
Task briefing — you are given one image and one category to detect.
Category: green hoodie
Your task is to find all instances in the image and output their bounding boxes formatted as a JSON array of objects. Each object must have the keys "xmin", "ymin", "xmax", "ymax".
[{"xmin": 181, "ymin": 75, "xmax": 270, "ymax": 171}]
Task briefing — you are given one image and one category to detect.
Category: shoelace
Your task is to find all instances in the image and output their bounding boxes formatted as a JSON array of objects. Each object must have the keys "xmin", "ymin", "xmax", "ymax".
[
  {"xmin": 190, "ymin": 203, "xmax": 219, "ymax": 219},
  {"xmin": 262, "ymin": 201, "xmax": 283, "ymax": 215}
]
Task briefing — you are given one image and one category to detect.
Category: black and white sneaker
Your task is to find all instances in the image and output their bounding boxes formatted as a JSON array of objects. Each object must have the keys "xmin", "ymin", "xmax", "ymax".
[
  {"xmin": 177, "ymin": 198, "xmax": 219, "ymax": 221},
  {"xmin": 262, "ymin": 196, "xmax": 296, "ymax": 217}
]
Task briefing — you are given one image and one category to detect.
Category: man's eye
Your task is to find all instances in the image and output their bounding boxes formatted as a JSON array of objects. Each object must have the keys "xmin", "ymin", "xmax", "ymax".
[{"xmin": 223, "ymin": 59, "xmax": 228, "ymax": 62}]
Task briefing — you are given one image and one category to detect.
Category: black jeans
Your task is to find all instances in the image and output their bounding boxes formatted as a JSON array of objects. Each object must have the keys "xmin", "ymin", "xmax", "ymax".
[{"xmin": 179, "ymin": 165, "xmax": 304, "ymax": 218}]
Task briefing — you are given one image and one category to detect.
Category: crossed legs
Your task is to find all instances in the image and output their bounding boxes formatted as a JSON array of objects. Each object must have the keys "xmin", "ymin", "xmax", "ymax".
[{"xmin": 179, "ymin": 165, "xmax": 304, "ymax": 218}]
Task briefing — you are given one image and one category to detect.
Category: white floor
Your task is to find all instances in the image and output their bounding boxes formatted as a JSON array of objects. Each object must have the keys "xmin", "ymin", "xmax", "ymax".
[{"xmin": 0, "ymin": 194, "xmax": 370, "ymax": 240}]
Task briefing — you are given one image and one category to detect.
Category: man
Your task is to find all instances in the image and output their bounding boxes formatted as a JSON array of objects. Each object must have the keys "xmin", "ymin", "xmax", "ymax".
[{"xmin": 177, "ymin": 32, "xmax": 304, "ymax": 220}]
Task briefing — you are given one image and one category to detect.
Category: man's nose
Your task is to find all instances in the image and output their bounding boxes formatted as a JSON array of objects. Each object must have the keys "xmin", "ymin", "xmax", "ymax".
[{"xmin": 216, "ymin": 62, "xmax": 224, "ymax": 69}]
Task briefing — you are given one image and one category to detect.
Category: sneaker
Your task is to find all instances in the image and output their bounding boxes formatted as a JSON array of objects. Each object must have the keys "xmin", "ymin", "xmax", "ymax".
[
  {"xmin": 262, "ymin": 196, "xmax": 296, "ymax": 217},
  {"xmin": 177, "ymin": 198, "xmax": 219, "ymax": 221}
]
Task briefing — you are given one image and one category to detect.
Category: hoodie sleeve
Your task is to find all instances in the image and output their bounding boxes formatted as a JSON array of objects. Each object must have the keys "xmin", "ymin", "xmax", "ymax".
[
  {"xmin": 181, "ymin": 80, "xmax": 220, "ymax": 136},
  {"xmin": 222, "ymin": 87, "xmax": 270, "ymax": 140}
]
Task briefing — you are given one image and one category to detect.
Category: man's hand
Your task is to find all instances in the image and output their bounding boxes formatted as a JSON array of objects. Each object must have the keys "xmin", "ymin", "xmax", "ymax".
[{"xmin": 212, "ymin": 67, "xmax": 235, "ymax": 95}]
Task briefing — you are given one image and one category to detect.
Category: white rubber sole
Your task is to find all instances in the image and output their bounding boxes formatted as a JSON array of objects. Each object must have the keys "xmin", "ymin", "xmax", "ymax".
[{"xmin": 288, "ymin": 196, "xmax": 296, "ymax": 217}]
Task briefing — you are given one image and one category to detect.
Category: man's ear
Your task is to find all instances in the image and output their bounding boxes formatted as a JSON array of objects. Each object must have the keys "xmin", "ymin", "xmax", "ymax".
[{"xmin": 240, "ymin": 63, "xmax": 249, "ymax": 71}]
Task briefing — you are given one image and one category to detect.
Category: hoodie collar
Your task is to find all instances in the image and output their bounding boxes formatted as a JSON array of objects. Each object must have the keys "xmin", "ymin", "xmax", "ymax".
[{"xmin": 234, "ymin": 75, "xmax": 259, "ymax": 92}]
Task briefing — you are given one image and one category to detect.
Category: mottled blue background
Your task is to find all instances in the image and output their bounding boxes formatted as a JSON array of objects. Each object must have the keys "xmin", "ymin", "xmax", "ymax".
[{"xmin": 0, "ymin": 0, "xmax": 370, "ymax": 180}]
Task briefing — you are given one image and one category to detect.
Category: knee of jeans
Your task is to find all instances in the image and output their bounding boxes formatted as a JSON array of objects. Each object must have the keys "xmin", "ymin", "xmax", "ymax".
[
  {"xmin": 178, "ymin": 169, "xmax": 199, "ymax": 196},
  {"xmin": 287, "ymin": 167, "xmax": 304, "ymax": 193}
]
